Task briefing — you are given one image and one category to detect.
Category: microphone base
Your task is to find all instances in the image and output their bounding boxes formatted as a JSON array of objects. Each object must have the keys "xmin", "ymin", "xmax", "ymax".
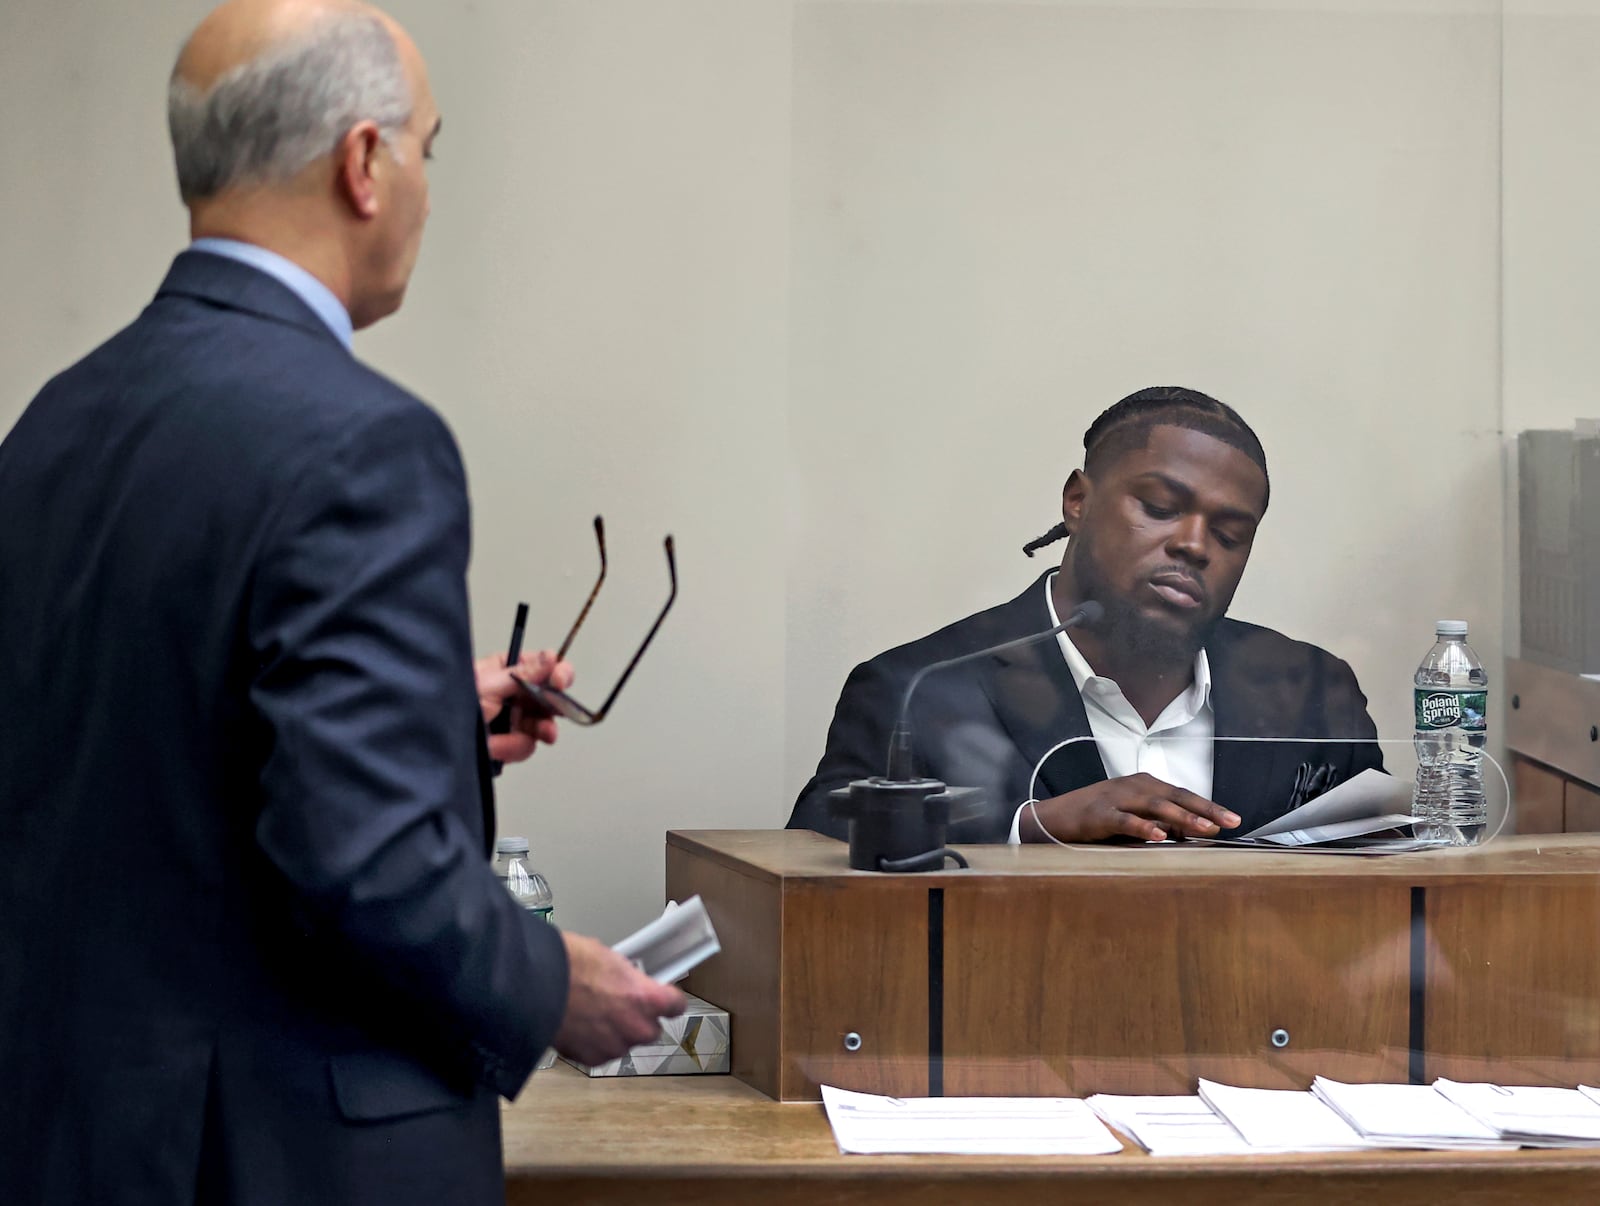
[{"xmin": 827, "ymin": 777, "xmax": 979, "ymax": 872}]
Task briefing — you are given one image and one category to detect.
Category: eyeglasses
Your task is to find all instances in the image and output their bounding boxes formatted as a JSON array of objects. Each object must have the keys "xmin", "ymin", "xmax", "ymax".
[{"xmin": 513, "ymin": 516, "xmax": 677, "ymax": 726}]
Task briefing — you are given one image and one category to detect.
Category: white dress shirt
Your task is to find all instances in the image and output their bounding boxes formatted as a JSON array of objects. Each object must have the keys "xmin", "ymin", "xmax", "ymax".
[{"xmin": 1008, "ymin": 573, "xmax": 1215, "ymax": 843}]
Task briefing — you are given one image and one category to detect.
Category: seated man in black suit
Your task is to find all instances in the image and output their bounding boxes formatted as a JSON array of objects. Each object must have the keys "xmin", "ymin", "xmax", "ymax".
[{"xmin": 788, "ymin": 386, "xmax": 1381, "ymax": 844}]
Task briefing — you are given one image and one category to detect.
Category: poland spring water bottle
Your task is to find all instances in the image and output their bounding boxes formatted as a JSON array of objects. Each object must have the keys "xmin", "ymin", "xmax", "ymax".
[
  {"xmin": 492, "ymin": 836, "xmax": 554, "ymax": 921},
  {"xmin": 1412, "ymin": 620, "xmax": 1488, "ymax": 844},
  {"xmin": 493, "ymin": 836, "xmax": 559, "ymax": 1069}
]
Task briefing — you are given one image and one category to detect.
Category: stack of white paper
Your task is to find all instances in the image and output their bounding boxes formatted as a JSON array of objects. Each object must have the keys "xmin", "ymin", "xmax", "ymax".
[
  {"xmin": 1197, "ymin": 1080, "xmax": 1380, "ymax": 1152},
  {"xmin": 1086, "ymin": 1094, "xmax": 1256, "ymax": 1156},
  {"xmin": 1309, "ymin": 1077, "xmax": 1516, "ymax": 1150},
  {"xmin": 1434, "ymin": 1079, "xmax": 1600, "ymax": 1147},
  {"xmin": 820, "ymin": 1085, "xmax": 1124, "ymax": 1156},
  {"xmin": 612, "ymin": 896, "xmax": 720, "ymax": 984}
]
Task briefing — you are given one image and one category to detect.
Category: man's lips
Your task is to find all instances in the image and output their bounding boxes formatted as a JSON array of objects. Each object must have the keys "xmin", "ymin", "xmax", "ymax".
[{"xmin": 1149, "ymin": 572, "xmax": 1204, "ymax": 609}]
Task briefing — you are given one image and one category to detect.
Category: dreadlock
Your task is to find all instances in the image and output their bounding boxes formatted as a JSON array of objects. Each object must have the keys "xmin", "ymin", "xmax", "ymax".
[{"xmin": 1021, "ymin": 386, "xmax": 1269, "ymax": 557}]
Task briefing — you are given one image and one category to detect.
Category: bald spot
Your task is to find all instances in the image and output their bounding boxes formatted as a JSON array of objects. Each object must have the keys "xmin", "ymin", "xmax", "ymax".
[{"xmin": 175, "ymin": 0, "xmax": 407, "ymax": 92}]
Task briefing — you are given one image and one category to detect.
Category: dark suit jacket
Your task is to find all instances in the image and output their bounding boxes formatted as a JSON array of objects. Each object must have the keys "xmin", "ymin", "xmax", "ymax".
[
  {"xmin": 789, "ymin": 571, "xmax": 1382, "ymax": 842},
  {"xmin": 0, "ymin": 251, "xmax": 567, "ymax": 1206}
]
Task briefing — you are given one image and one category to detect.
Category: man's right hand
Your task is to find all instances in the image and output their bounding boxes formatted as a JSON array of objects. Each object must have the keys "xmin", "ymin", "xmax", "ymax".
[
  {"xmin": 1019, "ymin": 773, "xmax": 1240, "ymax": 844},
  {"xmin": 552, "ymin": 932, "xmax": 688, "ymax": 1066}
]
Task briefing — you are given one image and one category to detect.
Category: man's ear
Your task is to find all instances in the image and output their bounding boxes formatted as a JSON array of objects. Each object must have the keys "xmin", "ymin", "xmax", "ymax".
[
  {"xmin": 335, "ymin": 121, "xmax": 384, "ymax": 219},
  {"xmin": 1061, "ymin": 469, "xmax": 1090, "ymax": 534}
]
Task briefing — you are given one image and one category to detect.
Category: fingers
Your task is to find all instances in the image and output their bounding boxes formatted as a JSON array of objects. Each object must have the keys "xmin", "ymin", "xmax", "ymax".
[
  {"xmin": 554, "ymin": 933, "xmax": 688, "ymax": 1065},
  {"xmin": 1031, "ymin": 775, "xmax": 1238, "ymax": 844},
  {"xmin": 514, "ymin": 650, "xmax": 574, "ymax": 692}
]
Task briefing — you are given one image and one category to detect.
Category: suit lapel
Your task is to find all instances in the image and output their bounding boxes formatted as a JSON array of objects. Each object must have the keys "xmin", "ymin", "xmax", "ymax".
[
  {"xmin": 976, "ymin": 575, "xmax": 1107, "ymax": 800},
  {"xmin": 1208, "ymin": 627, "xmax": 1299, "ymax": 833}
]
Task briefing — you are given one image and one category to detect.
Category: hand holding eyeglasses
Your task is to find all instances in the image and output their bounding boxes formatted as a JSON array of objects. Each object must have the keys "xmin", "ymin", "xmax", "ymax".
[
  {"xmin": 508, "ymin": 517, "xmax": 677, "ymax": 727},
  {"xmin": 478, "ymin": 648, "xmax": 575, "ymax": 766}
]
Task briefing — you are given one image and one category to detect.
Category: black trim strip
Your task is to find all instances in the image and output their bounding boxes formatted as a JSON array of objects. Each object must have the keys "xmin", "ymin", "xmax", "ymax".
[
  {"xmin": 1409, "ymin": 885, "xmax": 1427, "ymax": 1085},
  {"xmin": 928, "ymin": 887, "xmax": 944, "ymax": 1097}
]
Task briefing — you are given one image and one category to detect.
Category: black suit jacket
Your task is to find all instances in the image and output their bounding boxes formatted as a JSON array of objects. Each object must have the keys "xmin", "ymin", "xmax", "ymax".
[
  {"xmin": 0, "ymin": 252, "xmax": 567, "ymax": 1206},
  {"xmin": 789, "ymin": 571, "xmax": 1382, "ymax": 842}
]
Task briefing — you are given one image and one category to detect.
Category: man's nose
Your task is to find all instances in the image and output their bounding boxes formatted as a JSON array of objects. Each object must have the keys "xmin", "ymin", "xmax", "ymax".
[{"xmin": 1166, "ymin": 514, "xmax": 1210, "ymax": 564}]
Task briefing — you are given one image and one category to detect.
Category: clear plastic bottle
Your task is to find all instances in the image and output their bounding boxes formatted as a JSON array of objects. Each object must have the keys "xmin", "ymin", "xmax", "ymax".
[
  {"xmin": 1412, "ymin": 620, "xmax": 1489, "ymax": 845},
  {"xmin": 492, "ymin": 836, "xmax": 554, "ymax": 922},
  {"xmin": 493, "ymin": 836, "xmax": 559, "ymax": 1069}
]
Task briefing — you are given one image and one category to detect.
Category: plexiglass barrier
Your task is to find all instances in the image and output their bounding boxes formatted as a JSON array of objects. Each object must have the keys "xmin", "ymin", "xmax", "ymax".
[{"xmin": 757, "ymin": 736, "xmax": 1600, "ymax": 1114}]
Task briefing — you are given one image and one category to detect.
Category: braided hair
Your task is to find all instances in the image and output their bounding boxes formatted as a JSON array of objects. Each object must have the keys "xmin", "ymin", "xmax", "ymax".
[{"xmin": 1022, "ymin": 386, "xmax": 1269, "ymax": 556}]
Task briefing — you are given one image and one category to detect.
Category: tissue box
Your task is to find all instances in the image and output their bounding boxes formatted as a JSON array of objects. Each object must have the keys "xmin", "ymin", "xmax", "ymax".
[{"xmin": 562, "ymin": 993, "xmax": 729, "ymax": 1077}]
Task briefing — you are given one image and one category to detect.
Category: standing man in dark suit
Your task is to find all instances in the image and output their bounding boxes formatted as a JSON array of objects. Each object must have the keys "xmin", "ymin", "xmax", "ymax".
[
  {"xmin": 0, "ymin": 2, "xmax": 682, "ymax": 1203},
  {"xmin": 789, "ymin": 387, "xmax": 1382, "ymax": 844}
]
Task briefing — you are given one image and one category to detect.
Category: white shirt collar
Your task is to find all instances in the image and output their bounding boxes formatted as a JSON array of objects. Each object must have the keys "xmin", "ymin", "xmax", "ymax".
[
  {"xmin": 1043, "ymin": 571, "xmax": 1212, "ymax": 727},
  {"xmin": 189, "ymin": 237, "xmax": 354, "ymax": 351}
]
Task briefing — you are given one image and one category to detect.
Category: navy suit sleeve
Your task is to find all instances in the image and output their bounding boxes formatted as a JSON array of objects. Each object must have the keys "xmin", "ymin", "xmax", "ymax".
[
  {"xmin": 246, "ymin": 400, "xmax": 565, "ymax": 1100},
  {"xmin": 788, "ymin": 657, "xmax": 904, "ymax": 839}
]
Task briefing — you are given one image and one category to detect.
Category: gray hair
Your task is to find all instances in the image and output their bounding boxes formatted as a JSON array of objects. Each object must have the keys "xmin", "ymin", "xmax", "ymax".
[{"xmin": 168, "ymin": 9, "xmax": 412, "ymax": 203}]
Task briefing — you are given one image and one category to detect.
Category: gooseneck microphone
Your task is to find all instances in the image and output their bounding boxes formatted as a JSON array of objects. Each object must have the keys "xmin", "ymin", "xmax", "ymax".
[
  {"xmin": 831, "ymin": 598, "xmax": 1103, "ymax": 874},
  {"xmin": 884, "ymin": 599, "xmax": 1104, "ymax": 780}
]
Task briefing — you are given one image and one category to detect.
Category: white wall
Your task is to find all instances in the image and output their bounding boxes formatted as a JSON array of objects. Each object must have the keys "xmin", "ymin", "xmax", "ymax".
[{"xmin": 1, "ymin": 0, "xmax": 1534, "ymax": 941}]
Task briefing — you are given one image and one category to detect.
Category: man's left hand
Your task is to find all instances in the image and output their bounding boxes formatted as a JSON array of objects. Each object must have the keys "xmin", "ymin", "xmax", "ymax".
[{"xmin": 476, "ymin": 650, "xmax": 575, "ymax": 766}]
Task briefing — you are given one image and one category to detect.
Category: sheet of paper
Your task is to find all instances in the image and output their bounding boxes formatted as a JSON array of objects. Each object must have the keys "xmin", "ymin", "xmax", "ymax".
[
  {"xmin": 1251, "ymin": 813, "xmax": 1415, "ymax": 846},
  {"xmin": 1434, "ymin": 1079, "xmax": 1600, "ymax": 1145},
  {"xmin": 1196, "ymin": 1080, "xmax": 1379, "ymax": 1152},
  {"xmin": 611, "ymin": 895, "xmax": 720, "ymax": 984},
  {"xmin": 1086, "ymin": 1094, "xmax": 1257, "ymax": 1156},
  {"xmin": 821, "ymin": 1085, "xmax": 1124, "ymax": 1156},
  {"xmin": 1310, "ymin": 1077, "xmax": 1516, "ymax": 1149},
  {"xmin": 1240, "ymin": 768, "xmax": 1413, "ymax": 839}
]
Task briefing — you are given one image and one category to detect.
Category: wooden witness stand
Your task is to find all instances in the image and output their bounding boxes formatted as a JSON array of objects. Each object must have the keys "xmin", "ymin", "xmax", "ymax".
[{"xmin": 502, "ymin": 830, "xmax": 1600, "ymax": 1204}]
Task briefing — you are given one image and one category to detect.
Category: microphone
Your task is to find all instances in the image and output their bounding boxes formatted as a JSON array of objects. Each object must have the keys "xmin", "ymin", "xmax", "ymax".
[
  {"xmin": 829, "ymin": 598, "xmax": 1103, "ymax": 874},
  {"xmin": 884, "ymin": 599, "xmax": 1104, "ymax": 780}
]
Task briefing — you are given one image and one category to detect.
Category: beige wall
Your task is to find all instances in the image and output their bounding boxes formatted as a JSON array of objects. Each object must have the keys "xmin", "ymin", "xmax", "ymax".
[{"xmin": 1, "ymin": 0, "xmax": 1554, "ymax": 941}]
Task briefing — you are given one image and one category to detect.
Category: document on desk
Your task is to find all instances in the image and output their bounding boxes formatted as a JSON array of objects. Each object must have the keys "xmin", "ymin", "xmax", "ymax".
[
  {"xmin": 820, "ymin": 1085, "xmax": 1124, "ymax": 1156},
  {"xmin": 1309, "ymin": 1077, "xmax": 1516, "ymax": 1149},
  {"xmin": 1434, "ymin": 1079, "xmax": 1600, "ymax": 1146},
  {"xmin": 1085, "ymin": 1094, "xmax": 1256, "ymax": 1156},
  {"xmin": 1196, "ymin": 1080, "xmax": 1379, "ymax": 1152},
  {"xmin": 611, "ymin": 896, "xmax": 720, "ymax": 984},
  {"xmin": 1199, "ymin": 769, "xmax": 1447, "ymax": 853}
]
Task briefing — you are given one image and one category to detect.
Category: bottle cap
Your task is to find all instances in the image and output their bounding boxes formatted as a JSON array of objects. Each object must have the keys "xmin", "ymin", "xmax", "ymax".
[
  {"xmin": 1435, "ymin": 620, "xmax": 1468, "ymax": 636},
  {"xmin": 495, "ymin": 836, "xmax": 530, "ymax": 855}
]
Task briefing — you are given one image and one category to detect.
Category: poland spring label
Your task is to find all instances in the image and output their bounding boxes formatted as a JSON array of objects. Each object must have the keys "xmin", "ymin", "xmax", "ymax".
[{"xmin": 1414, "ymin": 689, "xmax": 1487, "ymax": 732}]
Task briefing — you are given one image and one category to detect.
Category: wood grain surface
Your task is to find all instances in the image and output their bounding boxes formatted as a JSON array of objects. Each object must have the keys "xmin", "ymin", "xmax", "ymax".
[{"xmin": 502, "ymin": 1064, "xmax": 1600, "ymax": 1206}]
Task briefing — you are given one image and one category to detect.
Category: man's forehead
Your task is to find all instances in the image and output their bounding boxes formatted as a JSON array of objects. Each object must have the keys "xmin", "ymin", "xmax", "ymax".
[{"xmin": 1109, "ymin": 425, "xmax": 1268, "ymax": 510}]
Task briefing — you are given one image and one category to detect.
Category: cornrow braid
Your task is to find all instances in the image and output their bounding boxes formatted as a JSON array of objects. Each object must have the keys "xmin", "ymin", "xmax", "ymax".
[
  {"xmin": 1082, "ymin": 386, "xmax": 1269, "ymax": 507},
  {"xmin": 1022, "ymin": 522, "xmax": 1068, "ymax": 558}
]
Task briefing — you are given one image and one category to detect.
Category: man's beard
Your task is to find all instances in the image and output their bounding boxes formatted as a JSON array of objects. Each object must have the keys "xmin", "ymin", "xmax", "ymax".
[{"xmin": 1069, "ymin": 534, "xmax": 1224, "ymax": 667}]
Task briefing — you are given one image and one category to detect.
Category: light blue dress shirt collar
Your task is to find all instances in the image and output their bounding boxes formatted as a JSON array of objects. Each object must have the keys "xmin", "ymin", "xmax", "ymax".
[{"xmin": 189, "ymin": 237, "xmax": 354, "ymax": 351}]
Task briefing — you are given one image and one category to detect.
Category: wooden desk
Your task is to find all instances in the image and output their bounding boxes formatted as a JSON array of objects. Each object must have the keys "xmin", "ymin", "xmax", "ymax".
[
  {"xmin": 502, "ymin": 1063, "xmax": 1600, "ymax": 1205},
  {"xmin": 670, "ymin": 829, "xmax": 1600, "ymax": 1100}
]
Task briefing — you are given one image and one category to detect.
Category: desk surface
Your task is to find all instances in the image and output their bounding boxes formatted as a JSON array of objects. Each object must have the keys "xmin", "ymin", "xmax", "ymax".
[
  {"xmin": 502, "ymin": 1064, "xmax": 1600, "ymax": 1205},
  {"xmin": 672, "ymin": 828, "xmax": 1600, "ymax": 883}
]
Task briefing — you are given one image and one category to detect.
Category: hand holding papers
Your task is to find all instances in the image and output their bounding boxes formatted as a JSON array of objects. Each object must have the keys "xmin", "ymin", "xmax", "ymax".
[
  {"xmin": 821, "ymin": 1085, "xmax": 1123, "ymax": 1156},
  {"xmin": 612, "ymin": 896, "xmax": 720, "ymax": 984}
]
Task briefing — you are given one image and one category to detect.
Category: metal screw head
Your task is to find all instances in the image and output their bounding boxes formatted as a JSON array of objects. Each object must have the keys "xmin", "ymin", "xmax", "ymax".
[
  {"xmin": 843, "ymin": 1032, "xmax": 863, "ymax": 1052},
  {"xmin": 1270, "ymin": 1028, "xmax": 1290, "ymax": 1049}
]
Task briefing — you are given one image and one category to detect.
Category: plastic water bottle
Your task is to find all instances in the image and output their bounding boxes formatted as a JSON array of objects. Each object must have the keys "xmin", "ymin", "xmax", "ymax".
[
  {"xmin": 493, "ymin": 836, "xmax": 559, "ymax": 1068},
  {"xmin": 492, "ymin": 836, "xmax": 554, "ymax": 922},
  {"xmin": 1412, "ymin": 620, "xmax": 1488, "ymax": 844}
]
